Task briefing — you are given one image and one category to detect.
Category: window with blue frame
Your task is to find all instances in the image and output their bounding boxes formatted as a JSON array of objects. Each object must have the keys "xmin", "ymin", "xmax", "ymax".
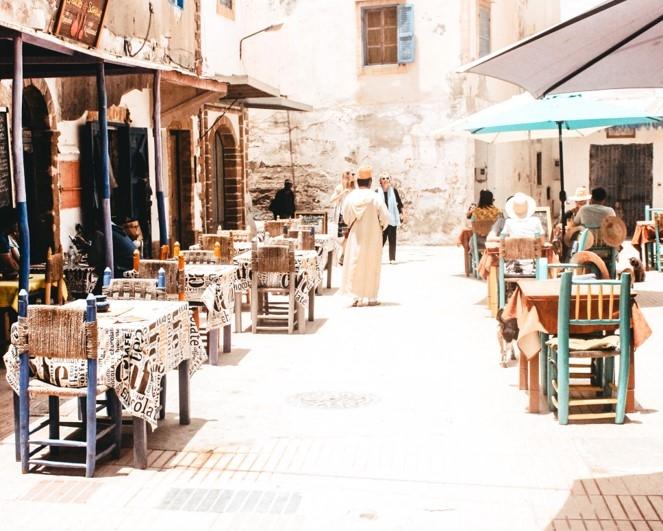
[
  {"xmin": 170, "ymin": 0, "xmax": 184, "ymax": 9},
  {"xmin": 361, "ymin": 4, "xmax": 414, "ymax": 66}
]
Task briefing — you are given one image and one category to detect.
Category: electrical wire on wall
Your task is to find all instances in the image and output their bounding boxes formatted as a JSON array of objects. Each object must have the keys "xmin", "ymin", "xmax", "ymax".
[{"xmin": 124, "ymin": 2, "xmax": 154, "ymax": 58}]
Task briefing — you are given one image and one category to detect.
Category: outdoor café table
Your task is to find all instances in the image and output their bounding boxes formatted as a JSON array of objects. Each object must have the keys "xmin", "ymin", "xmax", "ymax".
[
  {"xmin": 3, "ymin": 298, "xmax": 207, "ymax": 469},
  {"xmin": 0, "ymin": 274, "xmax": 68, "ymax": 312},
  {"xmin": 502, "ymin": 278, "xmax": 652, "ymax": 414},
  {"xmin": 233, "ymin": 248, "xmax": 321, "ymax": 333},
  {"xmin": 182, "ymin": 263, "xmax": 239, "ymax": 363},
  {"xmin": 631, "ymin": 220, "xmax": 657, "ymax": 270}
]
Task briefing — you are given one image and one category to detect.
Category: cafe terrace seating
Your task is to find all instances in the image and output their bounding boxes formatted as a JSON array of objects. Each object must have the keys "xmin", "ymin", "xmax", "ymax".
[
  {"xmin": 179, "ymin": 249, "xmax": 219, "ymax": 265},
  {"xmin": 130, "ymin": 258, "xmax": 185, "ymax": 299},
  {"xmin": 103, "ymin": 278, "xmax": 166, "ymax": 300},
  {"xmin": 44, "ymin": 247, "xmax": 65, "ymax": 305},
  {"xmin": 470, "ymin": 219, "xmax": 494, "ymax": 280},
  {"xmin": 547, "ymin": 272, "xmax": 632, "ymax": 424},
  {"xmin": 15, "ymin": 294, "xmax": 122, "ymax": 477},
  {"xmin": 645, "ymin": 206, "xmax": 663, "ymax": 272},
  {"xmin": 250, "ymin": 241, "xmax": 299, "ymax": 334},
  {"xmin": 576, "ymin": 227, "xmax": 618, "ymax": 278},
  {"xmin": 498, "ymin": 235, "xmax": 545, "ymax": 309},
  {"xmin": 200, "ymin": 234, "xmax": 235, "ymax": 263}
]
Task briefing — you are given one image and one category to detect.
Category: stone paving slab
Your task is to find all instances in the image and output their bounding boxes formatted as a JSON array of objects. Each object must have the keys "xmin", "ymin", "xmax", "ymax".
[{"xmin": 1, "ymin": 246, "xmax": 663, "ymax": 530}]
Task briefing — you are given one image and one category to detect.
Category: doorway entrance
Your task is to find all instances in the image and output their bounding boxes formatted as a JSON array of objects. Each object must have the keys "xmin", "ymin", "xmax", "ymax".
[
  {"xmin": 168, "ymin": 130, "xmax": 194, "ymax": 249},
  {"xmin": 22, "ymin": 85, "xmax": 54, "ymax": 263},
  {"xmin": 213, "ymin": 130, "xmax": 226, "ymax": 230},
  {"xmin": 589, "ymin": 143, "xmax": 653, "ymax": 234}
]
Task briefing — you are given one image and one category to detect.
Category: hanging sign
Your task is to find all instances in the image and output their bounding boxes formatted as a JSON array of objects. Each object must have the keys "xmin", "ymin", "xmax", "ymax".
[
  {"xmin": 53, "ymin": 0, "xmax": 110, "ymax": 47},
  {"xmin": 0, "ymin": 109, "xmax": 12, "ymax": 209}
]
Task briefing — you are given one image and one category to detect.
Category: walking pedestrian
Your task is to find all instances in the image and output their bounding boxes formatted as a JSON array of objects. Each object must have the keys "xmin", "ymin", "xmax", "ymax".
[
  {"xmin": 377, "ymin": 172, "xmax": 404, "ymax": 264},
  {"xmin": 341, "ymin": 166, "xmax": 390, "ymax": 307},
  {"xmin": 330, "ymin": 171, "xmax": 356, "ymax": 237},
  {"xmin": 268, "ymin": 179, "xmax": 296, "ymax": 220}
]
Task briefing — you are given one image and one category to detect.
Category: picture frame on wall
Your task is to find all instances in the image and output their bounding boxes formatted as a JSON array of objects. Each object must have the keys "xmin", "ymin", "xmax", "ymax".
[
  {"xmin": 533, "ymin": 206, "xmax": 553, "ymax": 241},
  {"xmin": 53, "ymin": 0, "xmax": 110, "ymax": 48},
  {"xmin": 295, "ymin": 211, "xmax": 328, "ymax": 234},
  {"xmin": 606, "ymin": 126, "xmax": 636, "ymax": 139}
]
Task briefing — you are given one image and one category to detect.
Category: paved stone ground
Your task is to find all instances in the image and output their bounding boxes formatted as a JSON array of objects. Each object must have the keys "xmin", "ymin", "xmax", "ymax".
[{"xmin": 1, "ymin": 245, "xmax": 663, "ymax": 530}]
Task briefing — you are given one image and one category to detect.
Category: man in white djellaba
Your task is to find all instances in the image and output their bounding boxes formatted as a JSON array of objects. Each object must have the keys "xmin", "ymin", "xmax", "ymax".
[{"xmin": 341, "ymin": 165, "xmax": 390, "ymax": 307}]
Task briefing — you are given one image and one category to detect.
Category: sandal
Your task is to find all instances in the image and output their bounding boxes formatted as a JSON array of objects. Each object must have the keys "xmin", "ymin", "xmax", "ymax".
[
  {"xmin": 351, "ymin": 299, "xmax": 360, "ymax": 307},
  {"xmin": 367, "ymin": 300, "xmax": 381, "ymax": 306}
]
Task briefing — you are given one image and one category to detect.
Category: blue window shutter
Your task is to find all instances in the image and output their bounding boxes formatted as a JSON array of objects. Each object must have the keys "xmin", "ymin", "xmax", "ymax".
[
  {"xmin": 170, "ymin": 0, "xmax": 184, "ymax": 9},
  {"xmin": 397, "ymin": 4, "xmax": 415, "ymax": 64}
]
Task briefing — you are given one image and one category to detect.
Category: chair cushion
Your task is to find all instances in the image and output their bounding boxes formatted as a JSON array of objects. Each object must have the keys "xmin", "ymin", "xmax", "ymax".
[
  {"xmin": 547, "ymin": 335, "xmax": 620, "ymax": 351},
  {"xmin": 28, "ymin": 378, "xmax": 108, "ymax": 399}
]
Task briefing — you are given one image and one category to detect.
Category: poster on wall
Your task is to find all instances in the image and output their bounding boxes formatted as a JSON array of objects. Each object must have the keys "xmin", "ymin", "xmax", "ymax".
[
  {"xmin": 53, "ymin": 0, "xmax": 110, "ymax": 47},
  {"xmin": 0, "ymin": 109, "xmax": 12, "ymax": 210}
]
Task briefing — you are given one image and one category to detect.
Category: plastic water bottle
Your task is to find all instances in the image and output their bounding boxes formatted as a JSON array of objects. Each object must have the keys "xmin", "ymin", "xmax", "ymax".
[
  {"xmin": 102, "ymin": 267, "xmax": 112, "ymax": 287},
  {"xmin": 157, "ymin": 267, "xmax": 166, "ymax": 289}
]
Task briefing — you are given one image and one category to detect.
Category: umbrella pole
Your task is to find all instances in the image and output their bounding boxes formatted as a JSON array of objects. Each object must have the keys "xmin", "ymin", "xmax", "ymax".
[
  {"xmin": 97, "ymin": 63, "xmax": 114, "ymax": 276},
  {"xmin": 557, "ymin": 121, "xmax": 567, "ymax": 257},
  {"xmin": 12, "ymin": 37, "xmax": 29, "ymax": 292}
]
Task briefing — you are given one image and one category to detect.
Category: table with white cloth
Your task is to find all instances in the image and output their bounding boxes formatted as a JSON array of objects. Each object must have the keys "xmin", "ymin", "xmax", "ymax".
[
  {"xmin": 232, "ymin": 249, "xmax": 321, "ymax": 332},
  {"xmin": 3, "ymin": 299, "xmax": 206, "ymax": 469},
  {"xmin": 314, "ymin": 234, "xmax": 340, "ymax": 289},
  {"xmin": 182, "ymin": 263, "xmax": 239, "ymax": 363}
]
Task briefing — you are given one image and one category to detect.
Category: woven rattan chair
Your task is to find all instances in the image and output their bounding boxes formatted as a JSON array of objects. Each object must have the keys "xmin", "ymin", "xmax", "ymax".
[
  {"xmin": 103, "ymin": 279, "xmax": 166, "ymax": 300},
  {"xmin": 16, "ymin": 293, "xmax": 122, "ymax": 477},
  {"xmin": 200, "ymin": 234, "xmax": 234, "ymax": 263},
  {"xmin": 497, "ymin": 234, "xmax": 545, "ymax": 308},
  {"xmin": 44, "ymin": 247, "xmax": 65, "ymax": 305},
  {"xmin": 470, "ymin": 219, "xmax": 495, "ymax": 279},
  {"xmin": 250, "ymin": 241, "xmax": 299, "ymax": 334},
  {"xmin": 131, "ymin": 258, "xmax": 184, "ymax": 298},
  {"xmin": 264, "ymin": 220, "xmax": 292, "ymax": 238},
  {"xmin": 180, "ymin": 250, "xmax": 218, "ymax": 265}
]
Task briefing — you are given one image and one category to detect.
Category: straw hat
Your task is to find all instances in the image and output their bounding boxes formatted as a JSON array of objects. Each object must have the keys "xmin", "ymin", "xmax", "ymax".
[
  {"xmin": 563, "ymin": 225, "xmax": 594, "ymax": 249},
  {"xmin": 600, "ymin": 216, "xmax": 627, "ymax": 247},
  {"xmin": 357, "ymin": 166, "xmax": 373, "ymax": 179},
  {"xmin": 505, "ymin": 192, "xmax": 536, "ymax": 219},
  {"xmin": 571, "ymin": 251, "xmax": 611, "ymax": 279},
  {"xmin": 569, "ymin": 186, "xmax": 591, "ymax": 202}
]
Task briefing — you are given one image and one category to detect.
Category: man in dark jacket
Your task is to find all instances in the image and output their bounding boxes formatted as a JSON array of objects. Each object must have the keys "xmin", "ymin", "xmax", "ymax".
[{"xmin": 269, "ymin": 180, "xmax": 296, "ymax": 219}]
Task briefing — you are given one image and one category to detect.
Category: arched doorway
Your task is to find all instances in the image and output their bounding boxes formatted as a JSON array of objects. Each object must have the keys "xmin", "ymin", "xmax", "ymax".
[
  {"xmin": 22, "ymin": 86, "xmax": 54, "ymax": 263},
  {"xmin": 213, "ymin": 130, "xmax": 226, "ymax": 229}
]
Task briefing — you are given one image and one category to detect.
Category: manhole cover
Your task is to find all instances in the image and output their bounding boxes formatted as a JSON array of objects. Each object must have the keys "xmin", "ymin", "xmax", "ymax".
[{"xmin": 289, "ymin": 391, "xmax": 378, "ymax": 409}]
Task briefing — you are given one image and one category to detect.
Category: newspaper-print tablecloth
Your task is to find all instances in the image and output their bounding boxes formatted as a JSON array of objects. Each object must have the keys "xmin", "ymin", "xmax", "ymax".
[
  {"xmin": 183, "ymin": 264, "xmax": 238, "ymax": 328},
  {"xmin": 4, "ymin": 299, "xmax": 206, "ymax": 428},
  {"xmin": 233, "ymin": 249, "xmax": 321, "ymax": 306}
]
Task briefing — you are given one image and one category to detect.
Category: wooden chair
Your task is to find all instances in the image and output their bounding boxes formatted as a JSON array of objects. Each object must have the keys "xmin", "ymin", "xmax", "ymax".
[
  {"xmin": 497, "ymin": 234, "xmax": 545, "ymax": 308},
  {"xmin": 576, "ymin": 227, "xmax": 618, "ymax": 278},
  {"xmin": 44, "ymin": 247, "xmax": 65, "ymax": 305},
  {"xmin": 16, "ymin": 293, "xmax": 122, "ymax": 477},
  {"xmin": 103, "ymin": 278, "xmax": 166, "ymax": 300},
  {"xmin": 548, "ymin": 272, "xmax": 632, "ymax": 424},
  {"xmin": 200, "ymin": 234, "xmax": 234, "ymax": 263},
  {"xmin": 250, "ymin": 241, "xmax": 299, "ymax": 334},
  {"xmin": 287, "ymin": 229, "xmax": 316, "ymax": 251},
  {"xmin": 179, "ymin": 250, "xmax": 218, "ymax": 265},
  {"xmin": 645, "ymin": 208, "xmax": 663, "ymax": 272},
  {"xmin": 264, "ymin": 220, "xmax": 291, "ymax": 238},
  {"xmin": 131, "ymin": 257, "xmax": 185, "ymax": 299},
  {"xmin": 470, "ymin": 219, "xmax": 495, "ymax": 279}
]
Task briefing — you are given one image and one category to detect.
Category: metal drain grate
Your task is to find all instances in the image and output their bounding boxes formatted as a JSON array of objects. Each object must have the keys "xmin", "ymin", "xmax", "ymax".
[
  {"xmin": 289, "ymin": 391, "xmax": 378, "ymax": 409},
  {"xmin": 159, "ymin": 488, "xmax": 301, "ymax": 514}
]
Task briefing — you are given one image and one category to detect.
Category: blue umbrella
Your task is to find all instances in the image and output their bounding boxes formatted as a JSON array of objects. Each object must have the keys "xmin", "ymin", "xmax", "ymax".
[{"xmin": 462, "ymin": 93, "xmax": 663, "ymax": 244}]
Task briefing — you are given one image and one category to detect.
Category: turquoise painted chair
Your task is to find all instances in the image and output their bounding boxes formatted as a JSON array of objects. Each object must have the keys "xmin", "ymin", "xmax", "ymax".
[
  {"xmin": 575, "ymin": 227, "xmax": 618, "ymax": 278},
  {"xmin": 17, "ymin": 292, "xmax": 122, "ymax": 477},
  {"xmin": 497, "ymin": 233, "xmax": 545, "ymax": 309},
  {"xmin": 645, "ymin": 206, "xmax": 663, "ymax": 271},
  {"xmin": 548, "ymin": 272, "xmax": 631, "ymax": 425},
  {"xmin": 469, "ymin": 218, "xmax": 495, "ymax": 279}
]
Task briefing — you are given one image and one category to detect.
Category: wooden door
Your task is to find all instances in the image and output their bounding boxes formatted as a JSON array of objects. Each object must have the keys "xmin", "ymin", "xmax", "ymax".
[
  {"xmin": 589, "ymin": 144, "xmax": 652, "ymax": 234},
  {"xmin": 168, "ymin": 130, "xmax": 194, "ymax": 249}
]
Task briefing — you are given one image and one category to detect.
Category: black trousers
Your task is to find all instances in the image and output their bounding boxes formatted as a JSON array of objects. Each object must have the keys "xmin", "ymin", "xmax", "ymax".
[{"xmin": 382, "ymin": 225, "xmax": 397, "ymax": 261}]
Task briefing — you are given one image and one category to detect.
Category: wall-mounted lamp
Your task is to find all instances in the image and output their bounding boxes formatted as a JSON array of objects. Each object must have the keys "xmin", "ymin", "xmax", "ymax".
[
  {"xmin": 553, "ymin": 158, "xmax": 560, "ymax": 167},
  {"xmin": 239, "ymin": 22, "xmax": 285, "ymax": 60}
]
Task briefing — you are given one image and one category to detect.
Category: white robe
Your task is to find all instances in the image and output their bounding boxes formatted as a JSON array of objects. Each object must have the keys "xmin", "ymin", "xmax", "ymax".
[{"xmin": 341, "ymin": 188, "xmax": 390, "ymax": 299}]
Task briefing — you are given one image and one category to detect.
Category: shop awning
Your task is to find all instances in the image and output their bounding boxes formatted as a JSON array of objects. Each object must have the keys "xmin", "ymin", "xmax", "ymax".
[
  {"xmin": 214, "ymin": 74, "xmax": 281, "ymax": 99},
  {"xmin": 242, "ymin": 96, "xmax": 313, "ymax": 112}
]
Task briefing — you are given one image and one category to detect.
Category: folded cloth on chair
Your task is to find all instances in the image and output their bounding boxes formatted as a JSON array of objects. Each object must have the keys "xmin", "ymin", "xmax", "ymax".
[{"xmin": 547, "ymin": 335, "xmax": 620, "ymax": 351}]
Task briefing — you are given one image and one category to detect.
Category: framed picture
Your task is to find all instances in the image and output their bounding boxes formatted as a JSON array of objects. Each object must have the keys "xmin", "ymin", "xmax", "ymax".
[
  {"xmin": 606, "ymin": 126, "xmax": 636, "ymax": 139},
  {"xmin": 295, "ymin": 211, "xmax": 328, "ymax": 234},
  {"xmin": 533, "ymin": 206, "xmax": 553, "ymax": 241},
  {"xmin": 53, "ymin": 0, "xmax": 110, "ymax": 48}
]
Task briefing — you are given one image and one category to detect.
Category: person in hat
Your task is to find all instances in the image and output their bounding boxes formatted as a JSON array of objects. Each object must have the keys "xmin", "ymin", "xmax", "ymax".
[
  {"xmin": 376, "ymin": 172, "xmax": 404, "ymax": 264},
  {"xmin": 341, "ymin": 165, "xmax": 390, "ymax": 307},
  {"xmin": 574, "ymin": 187, "xmax": 615, "ymax": 228},
  {"xmin": 552, "ymin": 185, "xmax": 592, "ymax": 259},
  {"xmin": 268, "ymin": 179, "xmax": 296, "ymax": 220},
  {"xmin": 502, "ymin": 192, "xmax": 544, "ymax": 238}
]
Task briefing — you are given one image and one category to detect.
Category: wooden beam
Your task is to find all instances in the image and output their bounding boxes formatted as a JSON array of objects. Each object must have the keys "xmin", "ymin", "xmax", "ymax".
[
  {"xmin": 162, "ymin": 69, "xmax": 228, "ymax": 95},
  {"xmin": 162, "ymin": 90, "xmax": 223, "ymax": 120}
]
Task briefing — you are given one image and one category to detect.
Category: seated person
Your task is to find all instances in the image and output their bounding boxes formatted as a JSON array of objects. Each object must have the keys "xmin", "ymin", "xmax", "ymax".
[
  {"xmin": 574, "ymin": 187, "xmax": 616, "ymax": 229},
  {"xmin": 500, "ymin": 193, "xmax": 543, "ymax": 277},
  {"xmin": 0, "ymin": 206, "xmax": 19, "ymax": 279},
  {"xmin": 467, "ymin": 189, "xmax": 501, "ymax": 221}
]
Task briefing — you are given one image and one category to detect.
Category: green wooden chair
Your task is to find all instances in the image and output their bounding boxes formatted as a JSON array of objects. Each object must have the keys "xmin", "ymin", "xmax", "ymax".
[
  {"xmin": 576, "ymin": 227, "xmax": 618, "ymax": 278},
  {"xmin": 645, "ymin": 206, "xmax": 663, "ymax": 271},
  {"xmin": 497, "ymin": 234, "xmax": 545, "ymax": 309},
  {"xmin": 548, "ymin": 271, "xmax": 631, "ymax": 425},
  {"xmin": 469, "ymin": 218, "xmax": 495, "ymax": 279}
]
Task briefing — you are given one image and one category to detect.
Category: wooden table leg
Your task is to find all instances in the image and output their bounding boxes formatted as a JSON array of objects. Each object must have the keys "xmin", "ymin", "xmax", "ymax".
[
  {"xmin": 528, "ymin": 354, "xmax": 540, "ymax": 413},
  {"xmin": 223, "ymin": 323, "xmax": 231, "ymax": 353},
  {"xmin": 234, "ymin": 294, "xmax": 242, "ymax": 333},
  {"xmin": 519, "ymin": 351, "xmax": 528, "ymax": 391},
  {"xmin": 207, "ymin": 327, "xmax": 219, "ymax": 366},
  {"xmin": 308, "ymin": 289, "xmax": 314, "ymax": 322},
  {"xmin": 158, "ymin": 375, "xmax": 167, "ymax": 420},
  {"xmin": 326, "ymin": 250, "xmax": 333, "ymax": 289},
  {"xmin": 178, "ymin": 359, "xmax": 190, "ymax": 425},
  {"xmin": 133, "ymin": 418, "xmax": 147, "ymax": 469}
]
